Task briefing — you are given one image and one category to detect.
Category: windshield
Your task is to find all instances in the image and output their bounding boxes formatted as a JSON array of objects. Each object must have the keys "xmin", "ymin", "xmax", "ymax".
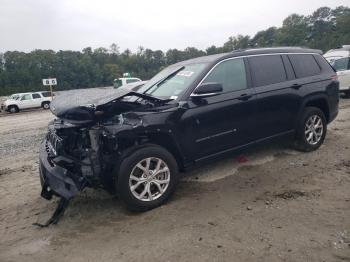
[
  {"xmin": 138, "ymin": 63, "xmax": 207, "ymax": 99},
  {"xmin": 113, "ymin": 79, "xmax": 123, "ymax": 89},
  {"xmin": 10, "ymin": 94, "xmax": 20, "ymax": 100},
  {"xmin": 331, "ymin": 57, "xmax": 350, "ymax": 71}
]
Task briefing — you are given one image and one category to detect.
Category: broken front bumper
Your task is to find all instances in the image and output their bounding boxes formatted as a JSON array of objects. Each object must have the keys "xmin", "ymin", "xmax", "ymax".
[{"xmin": 39, "ymin": 140, "xmax": 87, "ymax": 200}]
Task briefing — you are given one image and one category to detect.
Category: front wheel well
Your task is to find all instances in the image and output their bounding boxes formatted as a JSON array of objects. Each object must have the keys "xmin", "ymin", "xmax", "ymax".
[
  {"xmin": 145, "ymin": 133, "xmax": 185, "ymax": 171},
  {"xmin": 304, "ymin": 98, "xmax": 329, "ymax": 122}
]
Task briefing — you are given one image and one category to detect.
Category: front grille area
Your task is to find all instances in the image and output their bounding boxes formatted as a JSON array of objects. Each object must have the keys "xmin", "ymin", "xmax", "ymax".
[{"xmin": 46, "ymin": 130, "xmax": 64, "ymax": 157}]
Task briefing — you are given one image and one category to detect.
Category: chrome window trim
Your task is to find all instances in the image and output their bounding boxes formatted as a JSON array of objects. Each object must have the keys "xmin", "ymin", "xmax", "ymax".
[{"xmin": 191, "ymin": 52, "xmax": 320, "ymax": 96}]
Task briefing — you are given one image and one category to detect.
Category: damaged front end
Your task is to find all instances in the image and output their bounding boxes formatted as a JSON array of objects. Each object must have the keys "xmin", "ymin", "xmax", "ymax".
[
  {"xmin": 39, "ymin": 88, "xmax": 172, "ymax": 202},
  {"xmin": 39, "ymin": 120, "xmax": 102, "ymax": 200}
]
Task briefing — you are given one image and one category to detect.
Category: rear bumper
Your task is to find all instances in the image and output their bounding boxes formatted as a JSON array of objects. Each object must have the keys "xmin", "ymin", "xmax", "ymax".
[{"xmin": 39, "ymin": 141, "xmax": 87, "ymax": 200}]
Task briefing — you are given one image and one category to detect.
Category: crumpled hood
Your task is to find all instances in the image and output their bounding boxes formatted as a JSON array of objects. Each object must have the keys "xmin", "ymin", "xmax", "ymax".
[
  {"xmin": 50, "ymin": 87, "xmax": 170, "ymax": 124},
  {"xmin": 50, "ymin": 88, "xmax": 137, "ymax": 122}
]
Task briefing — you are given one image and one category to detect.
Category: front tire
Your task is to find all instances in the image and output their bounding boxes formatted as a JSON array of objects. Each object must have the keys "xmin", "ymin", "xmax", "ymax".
[
  {"xmin": 115, "ymin": 144, "xmax": 179, "ymax": 211},
  {"xmin": 294, "ymin": 107, "xmax": 327, "ymax": 152},
  {"xmin": 8, "ymin": 105, "xmax": 19, "ymax": 113}
]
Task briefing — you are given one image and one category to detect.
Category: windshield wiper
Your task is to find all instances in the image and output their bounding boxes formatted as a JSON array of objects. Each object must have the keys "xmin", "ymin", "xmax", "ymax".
[{"xmin": 142, "ymin": 66, "xmax": 185, "ymax": 95}]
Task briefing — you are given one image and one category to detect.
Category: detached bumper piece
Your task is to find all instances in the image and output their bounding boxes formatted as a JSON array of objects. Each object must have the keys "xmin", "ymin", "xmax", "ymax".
[
  {"xmin": 33, "ymin": 198, "xmax": 69, "ymax": 227},
  {"xmin": 36, "ymin": 141, "xmax": 88, "ymax": 227}
]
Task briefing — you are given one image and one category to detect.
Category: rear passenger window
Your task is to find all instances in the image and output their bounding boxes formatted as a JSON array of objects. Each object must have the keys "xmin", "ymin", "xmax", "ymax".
[
  {"xmin": 288, "ymin": 54, "xmax": 321, "ymax": 78},
  {"xmin": 32, "ymin": 93, "xmax": 41, "ymax": 99},
  {"xmin": 203, "ymin": 58, "xmax": 247, "ymax": 92},
  {"xmin": 248, "ymin": 55, "xmax": 287, "ymax": 87}
]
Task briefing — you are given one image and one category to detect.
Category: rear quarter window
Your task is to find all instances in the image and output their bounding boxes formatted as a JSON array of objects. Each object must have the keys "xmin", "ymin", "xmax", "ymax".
[
  {"xmin": 288, "ymin": 54, "xmax": 321, "ymax": 78},
  {"xmin": 248, "ymin": 55, "xmax": 287, "ymax": 87},
  {"xmin": 41, "ymin": 92, "xmax": 52, "ymax": 97}
]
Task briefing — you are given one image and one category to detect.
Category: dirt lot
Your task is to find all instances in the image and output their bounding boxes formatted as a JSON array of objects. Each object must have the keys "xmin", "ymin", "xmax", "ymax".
[{"xmin": 0, "ymin": 100, "xmax": 350, "ymax": 262}]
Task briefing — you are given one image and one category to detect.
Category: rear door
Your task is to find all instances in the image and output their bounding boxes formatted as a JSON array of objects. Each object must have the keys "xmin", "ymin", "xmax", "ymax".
[{"xmin": 248, "ymin": 54, "xmax": 301, "ymax": 140}]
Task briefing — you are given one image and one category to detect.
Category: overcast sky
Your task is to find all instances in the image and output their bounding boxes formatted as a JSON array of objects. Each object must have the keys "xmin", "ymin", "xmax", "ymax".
[{"xmin": 0, "ymin": 0, "xmax": 348, "ymax": 53}]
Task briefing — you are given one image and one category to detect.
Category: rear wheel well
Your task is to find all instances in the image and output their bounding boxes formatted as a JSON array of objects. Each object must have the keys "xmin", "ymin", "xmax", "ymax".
[{"xmin": 305, "ymin": 98, "xmax": 329, "ymax": 122}]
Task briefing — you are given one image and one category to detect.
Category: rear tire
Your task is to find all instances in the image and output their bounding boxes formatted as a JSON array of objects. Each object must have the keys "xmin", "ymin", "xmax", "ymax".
[
  {"xmin": 8, "ymin": 105, "xmax": 19, "ymax": 113},
  {"xmin": 115, "ymin": 144, "xmax": 179, "ymax": 212},
  {"xmin": 294, "ymin": 107, "xmax": 327, "ymax": 152},
  {"xmin": 42, "ymin": 102, "xmax": 50, "ymax": 110}
]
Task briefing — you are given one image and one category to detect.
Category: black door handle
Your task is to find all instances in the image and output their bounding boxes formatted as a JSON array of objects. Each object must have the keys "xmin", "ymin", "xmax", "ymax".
[
  {"xmin": 291, "ymin": 83, "xmax": 302, "ymax": 89},
  {"xmin": 237, "ymin": 94, "xmax": 252, "ymax": 101}
]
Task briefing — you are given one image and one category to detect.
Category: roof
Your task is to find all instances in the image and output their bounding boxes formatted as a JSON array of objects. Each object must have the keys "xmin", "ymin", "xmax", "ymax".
[{"xmin": 173, "ymin": 47, "xmax": 323, "ymax": 66}]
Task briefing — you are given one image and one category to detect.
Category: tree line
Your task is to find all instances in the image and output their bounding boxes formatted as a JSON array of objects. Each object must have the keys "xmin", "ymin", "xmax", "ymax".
[{"xmin": 0, "ymin": 6, "xmax": 349, "ymax": 96}]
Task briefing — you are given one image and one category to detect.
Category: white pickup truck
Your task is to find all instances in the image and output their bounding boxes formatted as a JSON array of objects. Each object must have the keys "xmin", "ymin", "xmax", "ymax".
[{"xmin": 1, "ymin": 91, "xmax": 53, "ymax": 113}]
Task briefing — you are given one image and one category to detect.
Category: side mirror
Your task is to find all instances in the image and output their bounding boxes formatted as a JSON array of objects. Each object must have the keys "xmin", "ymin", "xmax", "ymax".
[{"xmin": 191, "ymin": 82, "xmax": 223, "ymax": 98}]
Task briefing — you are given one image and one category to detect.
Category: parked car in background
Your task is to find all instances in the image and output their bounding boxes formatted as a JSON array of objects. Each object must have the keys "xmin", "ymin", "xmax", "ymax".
[
  {"xmin": 324, "ymin": 45, "xmax": 350, "ymax": 97},
  {"xmin": 324, "ymin": 45, "xmax": 350, "ymax": 64},
  {"xmin": 39, "ymin": 47, "xmax": 338, "ymax": 212},
  {"xmin": 2, "ymin": 91, "xmax": 53, "ymax": 113},
  {"xmin": 113, "ymin": 77, "xmax": 142, "ymax": 88},
  {"xmin": 331, "ymin": 57, "xmax": 350, "ymax": 97}
]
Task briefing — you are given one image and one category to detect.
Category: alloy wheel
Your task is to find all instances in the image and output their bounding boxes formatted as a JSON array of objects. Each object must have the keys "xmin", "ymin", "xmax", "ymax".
[
  {"xmin": 304, "ymin": 114, "xmax": 323, "ymax": 145},
  {"xmin": 129, "ymin": 157, "xmax": 170, "ymax": 201}
]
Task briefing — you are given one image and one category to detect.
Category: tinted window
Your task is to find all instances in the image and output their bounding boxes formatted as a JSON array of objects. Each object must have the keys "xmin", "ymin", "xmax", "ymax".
[
  {"xmin": 289, "ymin": 54, "xmax": 321, "ymax": 78},
  {"xmin": 203, "ymin": 58, "xmax": 247, "ymax": 92},
  {"xmin": 332, "ymin": 57, "xmax": 350, "ymax": 71},
  {"xmin": 126, "ymin": 79, "xmax": 140, "ymax": 84},
  {"xmin": 41, "ymin": 92, "xmax": 52, "ymax": 97},
  {"xmin": 248, "ymin": 55, "xmax": 287, "ymax": 86},
  {"xmin": 32, "ymin": 93, "xmax": 41, "ymax": 99},
  {"xmin": 114, "ymin": 79, "xmax": 123, "ymax": 88}
]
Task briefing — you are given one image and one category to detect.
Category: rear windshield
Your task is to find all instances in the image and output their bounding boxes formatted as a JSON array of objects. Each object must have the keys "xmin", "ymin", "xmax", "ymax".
[{"xmin": 288, "ymin": 54, "xmax": 321, "ymax": 78}]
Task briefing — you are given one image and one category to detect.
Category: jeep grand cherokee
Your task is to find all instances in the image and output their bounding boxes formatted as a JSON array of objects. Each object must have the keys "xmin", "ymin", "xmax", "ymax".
[{"xmin": 39, "ymin": 47, "xmax": 339, "ymax": 212}]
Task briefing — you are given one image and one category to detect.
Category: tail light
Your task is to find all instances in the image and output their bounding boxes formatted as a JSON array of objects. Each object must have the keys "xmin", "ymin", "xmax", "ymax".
[{"xmin": 331, "ymin": 74, "xmax": 338, "ymax": 81}]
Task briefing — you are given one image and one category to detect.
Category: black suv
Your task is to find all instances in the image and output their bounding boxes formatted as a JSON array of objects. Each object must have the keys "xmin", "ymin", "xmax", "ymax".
[{"xmin": 39, "ymin": 47, "xmax": 339, "ymax": 211}]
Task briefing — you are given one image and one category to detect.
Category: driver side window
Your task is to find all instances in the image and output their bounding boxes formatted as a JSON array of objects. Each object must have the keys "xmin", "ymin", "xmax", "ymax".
[
  {"xmin": 21, "ymin": 94, "xmax": 32, "ymax": 101},
  {"xmin": 203, "ymin": 58, "xmax": 247, "ymax": 92}
]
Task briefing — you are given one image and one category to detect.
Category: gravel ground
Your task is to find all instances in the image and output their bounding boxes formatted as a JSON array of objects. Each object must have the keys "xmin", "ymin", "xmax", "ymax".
[{"xmin": 0, "ymin": 99, "xmax": 350, "ymax": 262}]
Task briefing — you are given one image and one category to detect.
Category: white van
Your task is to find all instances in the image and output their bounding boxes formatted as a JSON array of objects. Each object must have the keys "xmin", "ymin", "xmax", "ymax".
[{"xmin": 324, "ymin": 46, "xmax": 350, "ymax": 97}]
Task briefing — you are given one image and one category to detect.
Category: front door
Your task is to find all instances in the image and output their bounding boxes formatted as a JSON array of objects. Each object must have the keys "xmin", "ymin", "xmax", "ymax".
[{"xmin": 179, "ymin": 58, "xmax": 256, "ymax": 160}]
